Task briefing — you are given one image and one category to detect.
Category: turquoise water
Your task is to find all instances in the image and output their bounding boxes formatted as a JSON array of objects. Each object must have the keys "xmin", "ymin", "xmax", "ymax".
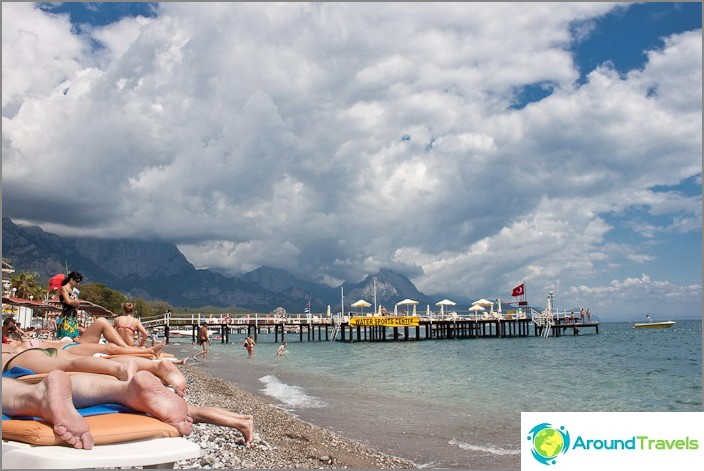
[{"xmin": 169, "ymin": 320, "xmax": 702, "ymax": 469}]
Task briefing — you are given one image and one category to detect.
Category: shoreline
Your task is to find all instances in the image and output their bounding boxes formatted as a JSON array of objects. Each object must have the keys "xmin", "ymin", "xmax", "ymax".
[{"xmin": 172, "ymin": 360, "xmax": 417, "ymax": 469}]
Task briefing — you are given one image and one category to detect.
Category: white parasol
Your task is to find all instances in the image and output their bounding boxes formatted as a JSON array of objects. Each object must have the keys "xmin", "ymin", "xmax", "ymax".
[
  {"xmin": 436, "ymin": 299, "xmax": 456, "ymax": 316},
  {"xmin": 469, "ymin": 304, "xmax": 485, "ymax": 319},
  {"xmin": 351, "ymin": 299, "xmax": 372, "ymax": 315},
  {"xmin": 472, "ymin": 298, "xmax": 493, "ymax": 306},
  {"xmin": 396, "ymin": 298, "xmax": 419, "ymax": 316}
]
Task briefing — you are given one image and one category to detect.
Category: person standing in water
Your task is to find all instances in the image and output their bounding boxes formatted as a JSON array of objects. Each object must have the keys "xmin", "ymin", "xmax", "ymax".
[
  {"xmin": 243, "ymin": 336, "xmax": 255, "ymax": 357},
  {"xmin": 193, "ymin": 322, "xmax": 209, "ymax": 361}
]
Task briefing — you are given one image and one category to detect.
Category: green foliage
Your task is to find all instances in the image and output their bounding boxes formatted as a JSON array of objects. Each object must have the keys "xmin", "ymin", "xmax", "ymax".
[
  {"xmin": 78, "ymin": 283, "xmax": 127, "ymax": 315},
  {"xmin": 146, "ymin": 300, "xmax": 174, "ymax": 316},
  {"xmin": 9, "ymin": 273, "xmax": 45, "ymax": 300},
  {"xmin": 132, "ymin": 298, "xmax": 154, "ymax": 318},
  {"xmin": 6, "ymin": 270, "xmax": 250, "ymax": 317}
]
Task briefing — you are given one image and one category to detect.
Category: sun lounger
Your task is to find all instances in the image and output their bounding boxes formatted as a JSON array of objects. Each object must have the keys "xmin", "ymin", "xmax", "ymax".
[
  {"xmin": 2, "ymin": 436, "xmax": 201, "ymax": 469},
  {"xmin": 2, "ymin": 410, "xmax": 201, "ymax": 469},
  {"xmin": 2, "ymin": 368, "xmax": 201, "ymax": 468}
]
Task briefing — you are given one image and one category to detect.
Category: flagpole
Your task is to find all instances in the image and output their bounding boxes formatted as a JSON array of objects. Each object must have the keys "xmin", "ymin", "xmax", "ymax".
[{"xmin": 373, "ymin": 278, "xmax": 377, "ymax": 316}]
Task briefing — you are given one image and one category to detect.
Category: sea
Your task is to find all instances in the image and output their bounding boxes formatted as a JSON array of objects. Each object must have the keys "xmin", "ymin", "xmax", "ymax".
[{"xmin": 166, "ymin": 320, "xmax": 702, "ymax": 469}]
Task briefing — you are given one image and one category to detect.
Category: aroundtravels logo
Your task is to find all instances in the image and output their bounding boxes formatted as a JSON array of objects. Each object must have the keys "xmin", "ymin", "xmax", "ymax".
[
  {"xmin": 526, "ymin": 423, "xmax": 571, "ymax": 465},
  {"xmin": 522, "ymin": 412, "xmax": 703, "ymax": 469}
]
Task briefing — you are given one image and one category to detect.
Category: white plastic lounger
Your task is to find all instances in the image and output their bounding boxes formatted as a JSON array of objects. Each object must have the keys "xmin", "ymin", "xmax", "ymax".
[{"xmin": 2, "ymin": 436, "xmax": 201, "ymax": 469}]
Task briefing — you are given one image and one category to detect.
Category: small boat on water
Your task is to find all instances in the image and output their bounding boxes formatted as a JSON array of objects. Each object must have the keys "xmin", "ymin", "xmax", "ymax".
[{"xmin": 633, "ymin": 315, "xmax": 676, "ymax": 329}]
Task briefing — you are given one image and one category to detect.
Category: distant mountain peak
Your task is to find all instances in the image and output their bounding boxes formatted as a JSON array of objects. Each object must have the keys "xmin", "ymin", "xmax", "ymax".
[{"xmin": 2, "ymin": 217, "xmax": 433, "ymax": 311}]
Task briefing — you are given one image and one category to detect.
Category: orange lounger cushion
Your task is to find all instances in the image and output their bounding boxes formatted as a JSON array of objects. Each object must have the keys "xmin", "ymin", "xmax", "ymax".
[{"xmin": 2, "ymin": 413, "xmax": 181, "ymax": 446}]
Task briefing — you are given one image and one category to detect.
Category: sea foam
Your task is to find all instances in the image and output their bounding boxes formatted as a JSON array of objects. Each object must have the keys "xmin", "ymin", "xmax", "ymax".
[
  {"xmin": 448, "ymin": 438, "xmax": 520, "ymax": 456},
  {"xmin": 259, "ymin": 374, "xmax": 327, "ymax": 410}
]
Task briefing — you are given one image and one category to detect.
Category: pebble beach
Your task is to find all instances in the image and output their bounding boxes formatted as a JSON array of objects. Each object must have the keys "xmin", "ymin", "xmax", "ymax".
[{"xmin": 173, "ymin": 363, "xmax": 416, "ymax": 469}]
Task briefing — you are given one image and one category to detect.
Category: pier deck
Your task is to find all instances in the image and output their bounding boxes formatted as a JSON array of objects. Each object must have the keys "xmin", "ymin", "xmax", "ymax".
[{"xmin": 151, "ymin": 316, "xmax": 598, "ymax": 344}]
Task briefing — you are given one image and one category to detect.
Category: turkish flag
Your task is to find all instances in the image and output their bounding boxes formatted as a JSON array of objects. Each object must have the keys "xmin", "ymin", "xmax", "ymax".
[{"xmin": 512, "ymin": 283, "xmax": 525, "ymax": 297}]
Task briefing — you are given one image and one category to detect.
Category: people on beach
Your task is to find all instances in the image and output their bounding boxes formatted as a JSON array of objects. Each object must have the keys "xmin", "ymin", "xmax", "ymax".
[
  {"xmin": 149, "ymin": 329, "xmax": 159, "ymax": 346},
  {"xmin": 113, "ymin": 301, "xmax": 149, "ymax": 347},
  {"xmin": 56, "ymin": 271, "xmax": 83, "ymax": 339},
  {"xmin": 2, "ymin": 370, "xmax": 95, "ymax": 449},
  {"xmin": 193, "ymin": 322, "xmax": 209, "ymax": 361},
  {"xmin": 276, "ymin": 342, "xmax": 287, "ymax": 356},
  {"xmin": 2, "ymin": 337, "xmax": 185, "ymax": 395},
  {"xmin": 2, "ymin": 369, "xmax": 255, "ymax": 447},
  {"xmin": 3, "ymin": 318, "xmax": 27, "ymax": 343},
  {"xmin": 243, "ymin": 336, "xmax": 255, "ymax": 356}
]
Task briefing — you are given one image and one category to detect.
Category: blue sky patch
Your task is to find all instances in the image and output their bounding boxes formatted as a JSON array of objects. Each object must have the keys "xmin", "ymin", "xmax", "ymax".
[{"xmin": 570, "ymin": 2, "xmax": 702, "ymax": 83}]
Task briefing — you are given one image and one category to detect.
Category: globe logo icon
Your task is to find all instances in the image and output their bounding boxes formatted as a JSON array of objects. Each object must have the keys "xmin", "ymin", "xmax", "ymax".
[{"xmin": 526, "ymin": 423, "xmax": 570, "ymax": 465}]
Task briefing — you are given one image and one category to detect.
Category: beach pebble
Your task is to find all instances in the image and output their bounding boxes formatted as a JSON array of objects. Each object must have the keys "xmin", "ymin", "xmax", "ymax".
[{"xmin": 170, "ymin": 362, "xmax": 415, "ymax": 469}]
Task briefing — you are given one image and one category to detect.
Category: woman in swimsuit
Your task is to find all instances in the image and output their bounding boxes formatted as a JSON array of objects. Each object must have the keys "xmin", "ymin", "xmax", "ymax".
[
  {"xmin": 54, "ymin": 272, "xmax": 133, "ymax": 347},
  {"xmin": 113, "ymin": 301, "xmax": 149, "ymax": 347},
  {"xmin": 2, "ymin": 337, "xmax": 186, "ymax": 396}
]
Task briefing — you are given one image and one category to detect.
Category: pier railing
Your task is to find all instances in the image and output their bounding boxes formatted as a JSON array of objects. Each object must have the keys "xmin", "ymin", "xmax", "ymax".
[{"xmin": 139, "ymin": 309, "xmax": 598, "ymax": 344}]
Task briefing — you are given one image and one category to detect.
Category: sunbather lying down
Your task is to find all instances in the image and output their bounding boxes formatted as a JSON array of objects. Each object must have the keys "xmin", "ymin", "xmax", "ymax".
[
  {"xmin": 2, "ymin": 370, "xmax": 255, "ymax": 449},
  {"xmin": 1, "ymin": 337, "xmax": 186, "ymax": 396},
  {"xmin": 39, "ymin": 336, "xmax": 165, "ymax": 358}
]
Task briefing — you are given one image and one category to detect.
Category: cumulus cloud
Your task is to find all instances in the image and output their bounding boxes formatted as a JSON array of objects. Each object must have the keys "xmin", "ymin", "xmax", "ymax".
[{"xmin": 2, "ymin": 3, "xmax": 700, "ymax": 316}]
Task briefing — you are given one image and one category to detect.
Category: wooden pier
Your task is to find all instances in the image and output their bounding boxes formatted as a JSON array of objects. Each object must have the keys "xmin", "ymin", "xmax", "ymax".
[
  {"xmin": 149, "ymin": 315, "xmax": 599, "ymax": 344},
  {"xmin": 336, "ymin": 318, "xmax": 598, "ymax": 342}
]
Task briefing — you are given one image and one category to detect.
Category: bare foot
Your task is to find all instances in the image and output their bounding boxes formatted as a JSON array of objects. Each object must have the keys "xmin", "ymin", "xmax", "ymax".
[
  {"xmin": 124, "ymin": 371, "xmax": 193, "ymax": 436},
  {"xmin": 151, "ymin": 342, "xmax": 165, "ymax": 358},
  {"xmin": 41, "ymin": 371, "xmax": 95, "ymax": 449},
  {"xmin": 189, "ymin": 406, "xmax": 254, "ymax": 446},
  {"xmin": 117, "ymin": 357, "xmax": 140, "ymax": 381},
  {"xmin": 154, "ymin": 359, "xmax": 187, "ymax": 396},
  {"xmin": 238, "ymin": 415, "xmax": 255, "ymax": 446}
]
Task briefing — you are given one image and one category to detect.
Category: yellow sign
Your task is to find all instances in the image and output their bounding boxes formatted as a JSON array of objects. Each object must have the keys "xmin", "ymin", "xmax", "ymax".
[{"xmin": 349, "ymin": 316, "xmax": 419, "ymax": 327}]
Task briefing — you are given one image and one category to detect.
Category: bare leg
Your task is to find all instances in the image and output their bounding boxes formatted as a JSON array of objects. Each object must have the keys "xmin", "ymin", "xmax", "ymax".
[
  {"xmin": 108, "ymin": 356, "xmax": 187, "ymax": 396},
  {"xmin": 5, "ymin": 350, "xmax": 129, "ymax": 381},
  {"xmin": 70, "ymin": 371, "xmax": 193, "ymax": 436},
  {"xmin": 189, "ymin": 405, "xmax": 254, "ymax": 446},
  {"xmin": 54, "ymin": 341, "xmax": 163, "ymax": 358},
  {"xmin": 2, "ymin": 371, "xmax": 95, "ymax": 449},
  {"xmin": 77, "ymin": 317, "xmax": 130, "ymax": 346}
]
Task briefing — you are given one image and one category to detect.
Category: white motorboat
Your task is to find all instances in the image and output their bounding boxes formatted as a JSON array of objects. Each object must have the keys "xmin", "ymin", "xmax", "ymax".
[{"xmin": 633, "ymin": 315, "xmax": 676, "ymax": 329}]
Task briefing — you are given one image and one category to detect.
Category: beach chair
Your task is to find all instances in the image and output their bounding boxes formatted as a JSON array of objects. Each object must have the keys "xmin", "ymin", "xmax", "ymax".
[
  {"xmin": 2, "ymin": 435, "xmax": 201, "ymax": 469},
  {"xmin": 2, "ymin": 408, "xmax": 201, "ymax": 469},
  {"xmin": 2, "ymin": 369, "xmax": 201, "ymax": 469}
]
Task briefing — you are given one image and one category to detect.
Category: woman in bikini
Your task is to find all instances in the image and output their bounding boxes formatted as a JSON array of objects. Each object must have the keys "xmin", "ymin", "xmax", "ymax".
[
  {"xmin": 1, "ymin": 336, "xmax": 186, "ymax": 396},
  {"xmin": 113, "ymin": 301, "xmax": 149, "ymax": 347}
]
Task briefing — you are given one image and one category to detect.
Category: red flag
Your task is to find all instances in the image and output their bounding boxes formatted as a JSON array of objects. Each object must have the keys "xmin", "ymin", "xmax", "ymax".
[{"xmin": 512, "ymin": 283, "xmax": 525, "ymax": 297}]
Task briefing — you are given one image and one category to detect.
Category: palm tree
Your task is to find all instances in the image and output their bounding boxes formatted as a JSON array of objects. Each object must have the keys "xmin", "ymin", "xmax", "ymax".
[{"xmin": 10, "ymin": 272, "xmax": 44, "ymax": 300}]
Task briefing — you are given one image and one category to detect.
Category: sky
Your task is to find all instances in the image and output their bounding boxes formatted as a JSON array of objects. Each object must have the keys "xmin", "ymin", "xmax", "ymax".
[{"xmin": 2, "ymin": 2, "xmax": 702, "ymax": 319}]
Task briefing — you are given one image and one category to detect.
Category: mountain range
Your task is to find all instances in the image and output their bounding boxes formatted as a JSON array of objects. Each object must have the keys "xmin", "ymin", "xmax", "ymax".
[{"xmin": 2, "ymin": 217, "xmax": 435, "ymax": 313}]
